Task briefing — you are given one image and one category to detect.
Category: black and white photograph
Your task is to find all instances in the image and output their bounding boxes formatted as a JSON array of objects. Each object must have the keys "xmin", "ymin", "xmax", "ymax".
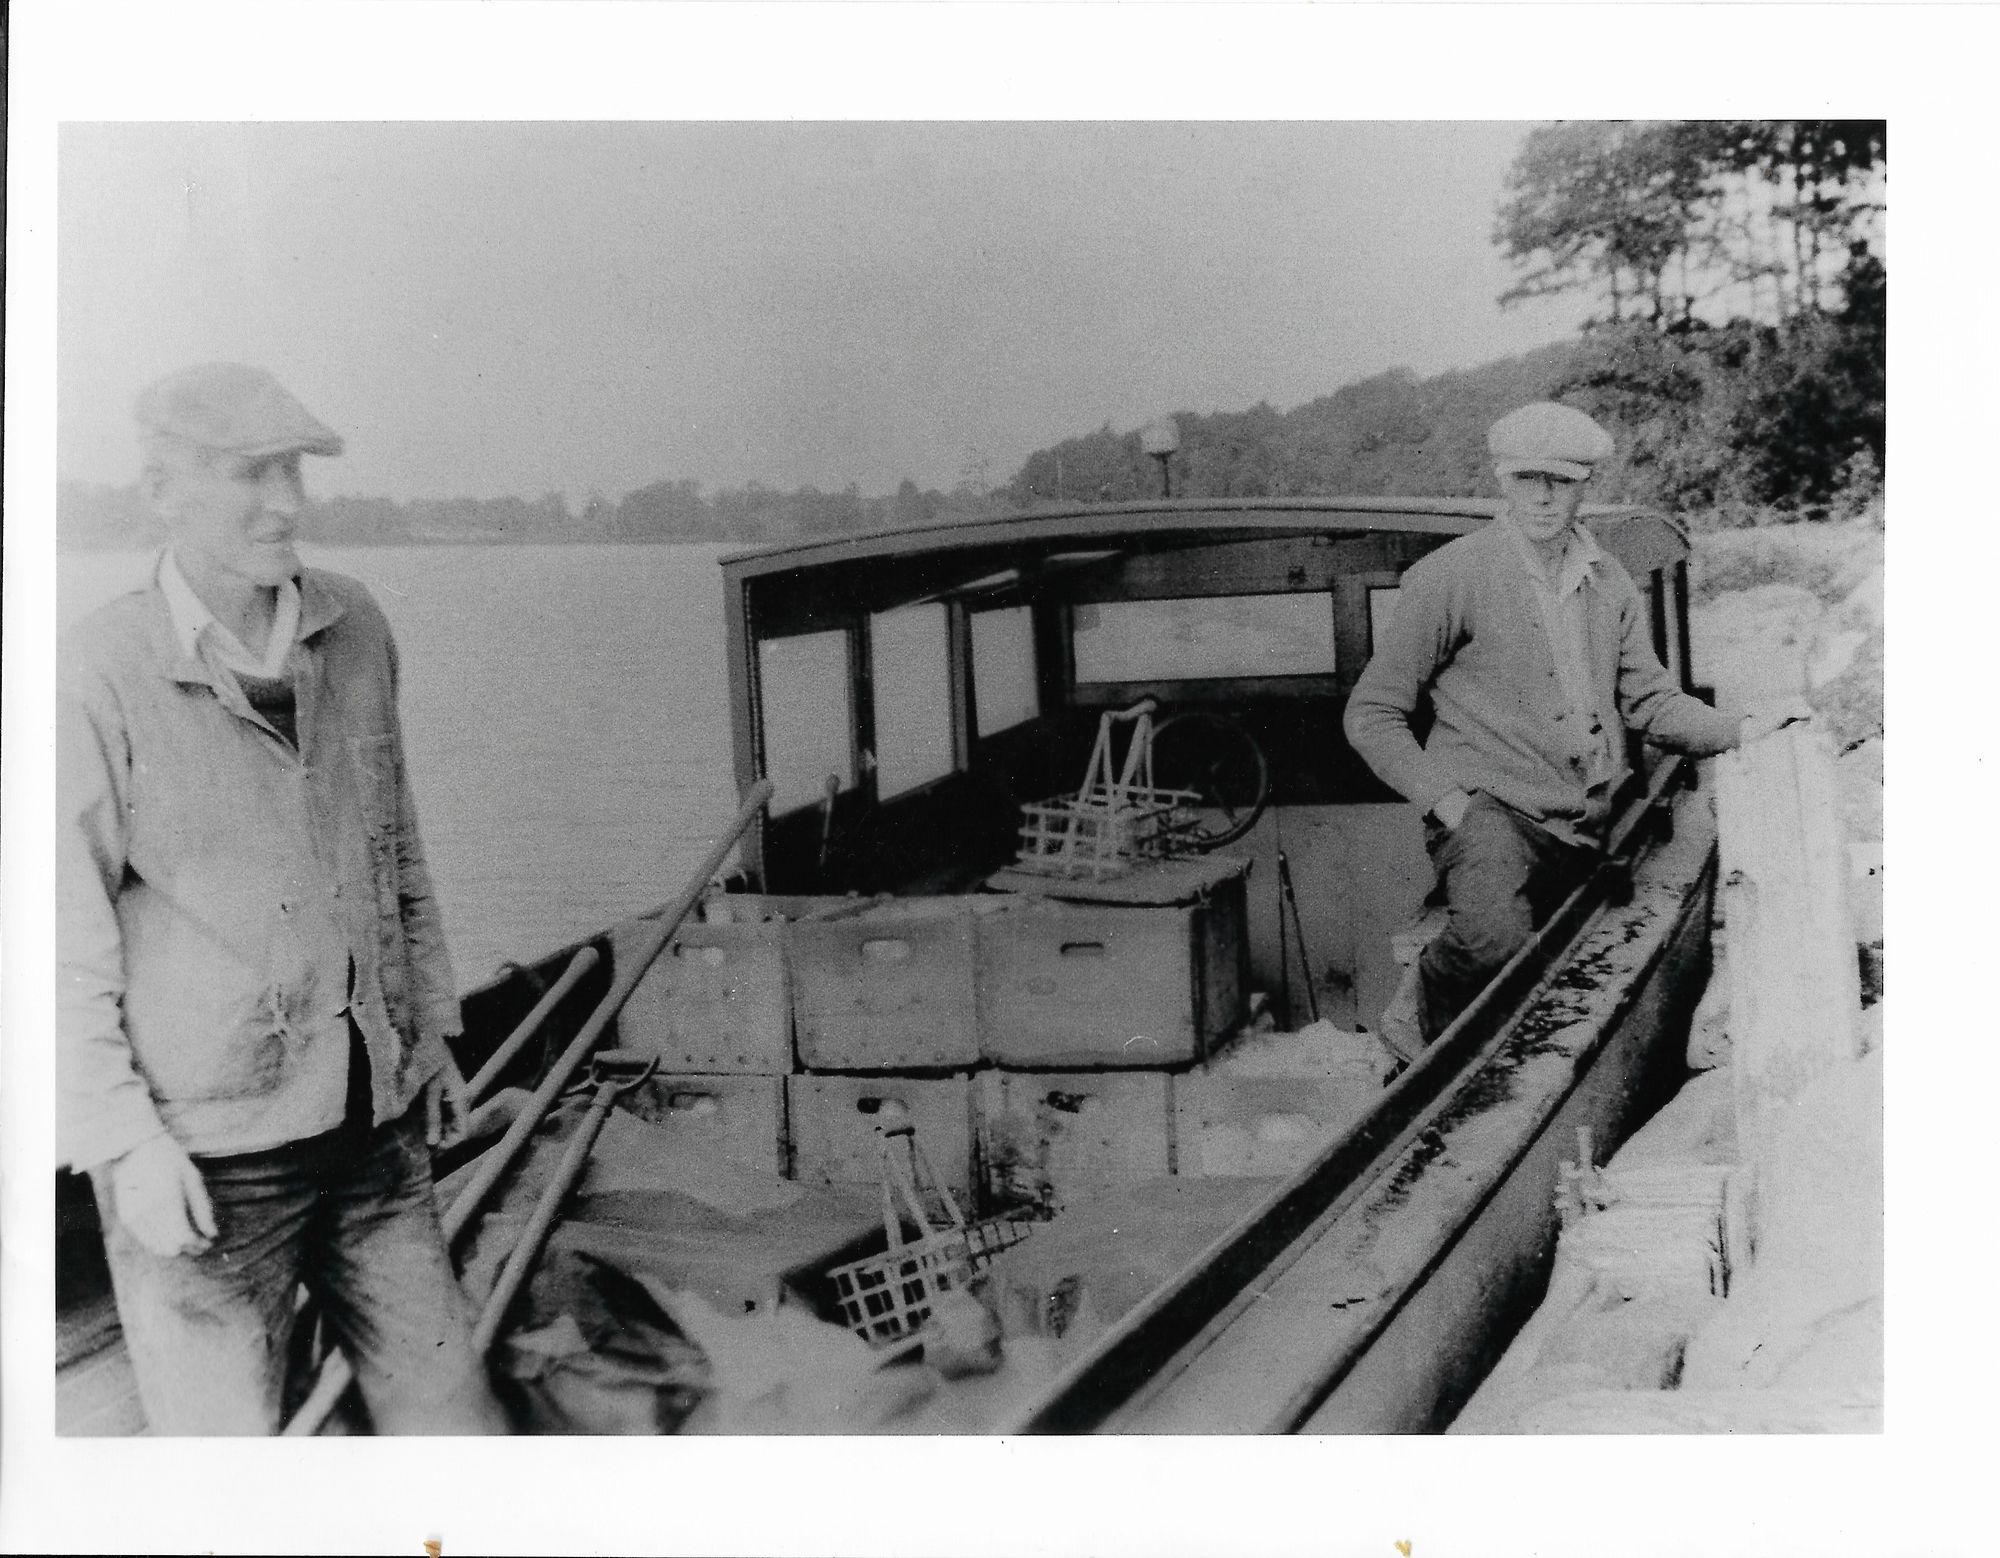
[{"xmin": 0, "ymin": 4, "xmax": 1982, "ymax": 1555}]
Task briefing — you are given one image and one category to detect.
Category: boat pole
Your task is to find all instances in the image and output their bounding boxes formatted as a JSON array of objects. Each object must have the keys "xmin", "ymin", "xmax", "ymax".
[
  {"xmin": 469, "ymin": 1050, "xmax": 658, "ymax": 1354},
  {"xmin": 464, "ymin": 944, "xmax": 601, "ymax": 1102},
  {"xmin": 281, "ymin": 779, "xmax": 775, "ymax": 1436},
  {"xmin": 1276, "ymin": 850, "xmax": 1320, "ymax": 1025}
]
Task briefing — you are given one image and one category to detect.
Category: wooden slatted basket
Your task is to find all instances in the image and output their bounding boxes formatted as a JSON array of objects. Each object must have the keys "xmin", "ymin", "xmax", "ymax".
[
  {"xmin": 1013, "ymin": 699, "xmax": 1204, "ymax": 880},
  {"xmin": 826, "ymin": 1125, "xmax": 1036, "ymax": 1346}
]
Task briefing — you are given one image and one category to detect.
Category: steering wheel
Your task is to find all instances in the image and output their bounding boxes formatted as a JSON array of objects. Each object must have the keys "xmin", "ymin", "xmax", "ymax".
[{"xmin": 1147, "ymin": 711, "xmax": 1271, "ymax": 850}]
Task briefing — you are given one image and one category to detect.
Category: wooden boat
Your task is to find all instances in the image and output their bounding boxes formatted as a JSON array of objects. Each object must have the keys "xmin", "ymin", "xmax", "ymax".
[{"xmin": 56, "ymin": 496, "xmax": 1720, "ymax": 1435}]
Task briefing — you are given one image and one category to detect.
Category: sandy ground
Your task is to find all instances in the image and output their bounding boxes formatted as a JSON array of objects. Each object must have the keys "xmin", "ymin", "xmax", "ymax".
[{"xmin": 1452, "ymin": 516, "xmax": 1886, "ymax": 1433}]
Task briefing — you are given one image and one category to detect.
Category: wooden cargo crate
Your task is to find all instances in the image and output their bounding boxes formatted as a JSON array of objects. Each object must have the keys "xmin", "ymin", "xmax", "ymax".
[
  {"xmin": 786, "ymin": 1073, "xmax": 976, "ymax": 1205},
  {"xmin": 976, "ymin": 1069, "xmax": 1177, "ymax": 1213},
  {"xmin": 790, "ymin": 897, "xmax": 993, "ymax": 1072},
  {"xmin": 1176, "ymin": 1022, "xmax": 1397, "ymax": 1178},
  {"xmin": 610, "ymin": 895, "xmax": 806, "ymax": 1074},
  {"xmin": 616, "ymin": 1072, "xmax": 791, "ymax": 1178},
  {"xmin": 978, "ymin": 856, "xmax": 1249, "ymax": 1068}
]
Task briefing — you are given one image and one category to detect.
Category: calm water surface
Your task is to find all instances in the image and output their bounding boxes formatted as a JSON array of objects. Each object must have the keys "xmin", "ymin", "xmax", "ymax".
[{"xmin": 59, "ymin": 545, "xmax": 742, "ymax": 986}]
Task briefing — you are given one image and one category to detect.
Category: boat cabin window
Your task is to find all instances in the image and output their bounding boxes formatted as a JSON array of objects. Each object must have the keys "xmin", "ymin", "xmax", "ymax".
[
  {"xmin": 1368, "ymin": 586, "xmax": 1401, "ymax": 651},
  {"xmin": 759, "ymin": 630, "xmax": 855, "ymax": 813},
  {"xmin": 971, "ymin": 606, "xmax": 1039, "ymax": 737},
  {"xmin": 1071, "ymin": 593, "xmax": 1339, "ymax": 685},
  {"xmin": 870, "ymin": 604, "xmax": 956, "ymax": 800},
  {"xmin": 727, "ymin": 510, "xmax": 1696, "ymax": 896}
]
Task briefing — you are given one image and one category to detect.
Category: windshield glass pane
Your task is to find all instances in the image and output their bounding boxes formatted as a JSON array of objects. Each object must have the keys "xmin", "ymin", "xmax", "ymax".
[
  {"xmin": 871, "ymin": 604, "xmax": 955, "ymax": 799},
  {"xmin": 972, "ymin": 606, "xmax": 1038, "ymax": 736},
  {"xmin": 1072, "ymin": 594, "xmax": 1336, "ymax": 683},
  {"xmin": 759, "ymin": 630, "xmax": 852, "ymax": 813}
]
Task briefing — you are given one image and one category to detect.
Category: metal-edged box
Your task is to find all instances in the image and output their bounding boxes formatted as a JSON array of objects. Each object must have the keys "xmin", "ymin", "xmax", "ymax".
[
  {"xmin": 785, "ymin": 1072, "xmax": 977, "ymax": 1205},
  {"xmin": 1174, "ymin": 1074, "xmax": 1372, "ymax": 1179},
  {"xmin": 1175, "ymin": 1022, "xmax": 1397, "ymax": 1178},
  {"xmin": 620, "ymin": 1072, "xmax": 791, "ymax": 1178},
  {"xmin": 610, "ymin": 895, "xmax": 805, "ymax": 1074},
  {"xmin": 976, "ymin": 1069, "xmax": 1177, "ymax": 1213},
  {"xmin": 789, "ymin": 897, "xmax": 998, "ymax": 1072},
  {"xmin": 977, "ymin": 855, "xmax": 1251, "ymax": 1068}
]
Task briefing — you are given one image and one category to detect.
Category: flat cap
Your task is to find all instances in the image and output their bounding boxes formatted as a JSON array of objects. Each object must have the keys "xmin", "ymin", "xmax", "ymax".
[
  {"xmin": 1487, "ymin": 401, "xmax": 1614, "ymax": 481},
  {"xmin": 134, "ymin": 363, "xmax": 345, "ymax": 458}
]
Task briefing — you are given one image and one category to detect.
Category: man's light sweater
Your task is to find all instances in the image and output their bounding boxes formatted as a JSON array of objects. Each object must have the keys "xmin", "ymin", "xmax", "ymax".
[{"xmin": 1344, "ymin": 518, "xmax": 1739, "ymax": 844}]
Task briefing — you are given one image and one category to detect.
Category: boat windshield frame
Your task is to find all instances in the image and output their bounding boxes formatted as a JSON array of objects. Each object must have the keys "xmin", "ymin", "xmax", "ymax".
[{"xmin": 720, "ymin": 497, "xmax": 1694, "ymax": 889}]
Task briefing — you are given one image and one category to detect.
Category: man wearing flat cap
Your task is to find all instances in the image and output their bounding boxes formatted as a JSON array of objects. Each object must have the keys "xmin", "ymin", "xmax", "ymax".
[
  {"xmin": 1345, "ymin": 401, "xmax": 1805, "ymax": 1057},
  {"xmin": 58, "ymin": 363, "xmax": 506, "ymax": 1433}
]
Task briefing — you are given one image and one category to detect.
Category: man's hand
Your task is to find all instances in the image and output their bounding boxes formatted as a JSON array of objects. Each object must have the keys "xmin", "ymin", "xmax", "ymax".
[
  {"xmin": 423, "ymin": 1058, "xmax": 473, "ymax": 1151},
  {"xmin": 109, "ymin": 1134, "xmax": 218, "ymax": 1259},
  {"xmin": 464, "ymin": 1085, "xmax": 535, "ymax": 1148},
  {"xmin": 1430, "ymin": 789, "xmax": 1473, "ymax": 830},
  {"xmin": 1738, "ymin": 700, "xmax": 1815, "ymax": 747}
]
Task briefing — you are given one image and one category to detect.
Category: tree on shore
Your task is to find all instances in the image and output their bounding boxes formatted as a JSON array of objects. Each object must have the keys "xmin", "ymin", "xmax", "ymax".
[
  {"xmin": 1496, "ymin": 120, "xmax": 1884, "ymax": 333},
  {"xmin": 1496, "ymin": 119, "xmax": 1885, "ymax": 516}
]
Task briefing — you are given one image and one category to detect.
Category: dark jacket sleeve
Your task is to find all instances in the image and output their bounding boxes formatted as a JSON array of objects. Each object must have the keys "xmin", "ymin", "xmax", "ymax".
[{"xmin": 1342, "ymin": 554, "xmax": 1463, "ymax": 815}]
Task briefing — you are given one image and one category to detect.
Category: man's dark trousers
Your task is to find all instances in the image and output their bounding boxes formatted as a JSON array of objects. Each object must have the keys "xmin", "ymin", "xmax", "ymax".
[
  {"xmin": 88, "ymin": 1026, "xmax": 500, "ymax": 1435},
  {"xmin": 1417, "ymin": 792, "xmax": 1597, "ymax": 1043}
]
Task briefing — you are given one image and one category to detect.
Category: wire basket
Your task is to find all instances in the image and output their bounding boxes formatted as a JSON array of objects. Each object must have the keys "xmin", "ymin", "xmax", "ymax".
[
  {"xmin": 825, "ymin": 1127, "xmax": 1038, "ymax": 1346},
  {"xmin": 1013, "ymin": 699, "xmax": 1204, "ymax": 880}
]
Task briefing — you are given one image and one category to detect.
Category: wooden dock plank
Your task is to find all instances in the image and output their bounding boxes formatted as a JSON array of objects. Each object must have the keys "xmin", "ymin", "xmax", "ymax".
[{"xmin": 1715, "ymin": 723, "xmax": 1860, "ymax": 1163}]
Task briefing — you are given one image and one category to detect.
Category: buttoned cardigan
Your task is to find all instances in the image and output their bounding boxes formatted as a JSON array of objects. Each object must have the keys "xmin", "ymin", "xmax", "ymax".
[{"xmin": 1343, "ymin": 518, "xmax": 1740, "ymax": 843}]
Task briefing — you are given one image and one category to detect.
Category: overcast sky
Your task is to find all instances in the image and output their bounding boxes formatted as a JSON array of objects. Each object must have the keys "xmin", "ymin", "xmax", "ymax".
[{"xmin": 58, "ymin": 121, "xmax": 1592, "ymax": 503}]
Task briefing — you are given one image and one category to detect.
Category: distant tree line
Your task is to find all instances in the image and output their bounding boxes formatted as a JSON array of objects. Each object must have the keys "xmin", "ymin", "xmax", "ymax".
[
  {"xmin": 604, "ymin": 476, "xmax": 1002, "ymax": 544},
  {"xmin": 57, "ymin": 474, "xmax": 1001, "ymax": 552},
  {"xmin": 1005, "ymin": 346, "xmax": 1589, "ymax": 509},
  {"xmin": 58, "ymin": 483, "xmax": 590, "ymax": 553}
]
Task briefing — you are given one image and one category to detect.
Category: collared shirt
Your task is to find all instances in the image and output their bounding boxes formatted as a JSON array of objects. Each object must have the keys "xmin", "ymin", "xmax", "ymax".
[
  {"xmin": 1501, "ymin": 516, "xmax": 1621, "ymax": 795},
  {"xmin": 158, "ymin": 549, "xmax": 302, "ymax": 682}
]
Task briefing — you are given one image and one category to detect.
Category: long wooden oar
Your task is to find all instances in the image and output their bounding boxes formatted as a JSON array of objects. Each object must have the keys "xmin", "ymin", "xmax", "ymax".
[
  {"xmin": 469, "ymin": 1049, "xmax": 658, "ymax": 1353},
  {"xmin": 281, "ymin": 779, "xmax": 774, "ymax": 1435},
  {"xmin": 464, "ymin": 944, "xmax": 601, "ymax": 1102}
]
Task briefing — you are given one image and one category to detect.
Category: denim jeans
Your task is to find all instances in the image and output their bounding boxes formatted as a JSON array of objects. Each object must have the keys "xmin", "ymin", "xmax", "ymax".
[
  {"xmin": 1417, "ymin": 792, "xmax": 1596, "ymax": 1043},
  {"xmin": 92, "ymin": 1104, "xmax": 505, "ymax": 1435}
]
